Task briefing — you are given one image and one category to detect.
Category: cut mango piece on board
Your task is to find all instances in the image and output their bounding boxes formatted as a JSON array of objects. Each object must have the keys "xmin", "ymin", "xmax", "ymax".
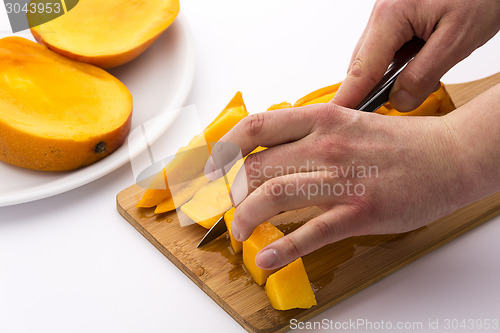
[
  {"xmin": 265, "ymin": 258, "xmax": 317, "ymax": 310},
  {"xmin": 30, "ymin": 0, "xmax": 180, "ymax": 68},
  {"xmin": 274, "ymin": 81, "xmax": 454, "ymax": 116},
  {"xmin": 224, "ymin": 208, "xmax": 242, "ymax": 253},
  {"xmin": 243, "ymin": 222, "xmax": 284, "ymax": 285},
  {"xmin": 181, "ymin": 159, "xmax": 243, "ymax": 229},
  {"xmin": 137, "ymin": 92, "xmax": 248, "ymax": 209},
  {"xmin": 293, "ymin": 82, "xmax": 342, "ymax": 107},
  {"xmin": 180, "ymin": 146, "xmax": 267, "ymax": 228},
  {"xmin": 154, "ymin": 174, "xmax": 210, "ymax": 214}
]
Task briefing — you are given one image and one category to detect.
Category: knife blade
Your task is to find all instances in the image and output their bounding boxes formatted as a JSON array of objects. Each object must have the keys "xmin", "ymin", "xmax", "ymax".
[
  {"xmin": 197, "ymin": 215, "xmax": 227, "ymax": 248},
  {"xmin": 196, "ymin": 37, "xmax": 425, "ymax": 248}
]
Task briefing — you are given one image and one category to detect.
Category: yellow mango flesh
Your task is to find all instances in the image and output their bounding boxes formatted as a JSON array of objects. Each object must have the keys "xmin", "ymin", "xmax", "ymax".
[
  {"xmin": 265, "ymin": 258, "xmax": 317, "ymax": 310},
  {"xmin": 285, "ymin": 81, "xmax": 454, "ymax": 117},
  {"xmin": 0, "ymin": 37, "xmax": 132, "ymax": 171},
  {"xmin": 30, "ymin": 0, "xmax": 180, "ymax": 68},
  {"xmin": 293, "ymin": 82, "xmax": 342, "ymax": 107},
  {"xmin": 154, "ymin": 174, "xmax": 209, "ymax": 214},
  {"xmin": 181, "ymin": 159, "xmax": 243, "ymax": 229},
  {"xmin": 224, "ymin": 208, "xmax": 242, "ymax": 253},
  {"xmin": 243, "ymin": 222, "xmax": 284, "ymax": 285},
  {"xmin": 137, "ymin": 92, "xmax": 248, "ymax": 209},
  {"xmin": 180, "ymin": 146, "xmax": 267, "ymax": 228},
  {"xmin": 180, "ymin": 180, "xmax": 231, "ymax": 229}
]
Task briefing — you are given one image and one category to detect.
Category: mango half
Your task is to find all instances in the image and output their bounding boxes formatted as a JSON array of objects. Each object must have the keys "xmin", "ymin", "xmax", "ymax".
[
  {"xmin": 0, "ymin": 37, "xmax": 133, "ymax": 171},
  {"xmin": 29, "ymin": 0, "xmax": 180, "ymax": 68}
]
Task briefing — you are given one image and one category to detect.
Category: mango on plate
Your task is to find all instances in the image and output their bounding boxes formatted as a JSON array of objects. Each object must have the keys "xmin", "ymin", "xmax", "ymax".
[
  {"xmin": 0, "ymin": 37, "xmax": 132, "ymax": 171},
  {"xmin": 243, "ymin": 222, "xmax": 284, "ymax": 285},
  {"xmin": 29, "ymin": 0, "xmax": 180, "ymax": 68},
  {"xmin": 265, "ymin": 258, "xmax": 317, "ymax": 310}
]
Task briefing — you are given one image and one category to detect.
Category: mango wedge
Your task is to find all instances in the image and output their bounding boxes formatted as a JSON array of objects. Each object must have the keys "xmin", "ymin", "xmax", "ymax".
[
  {"xmin": 137, "ymin": 92, "xmax": 248, "ymax": 209},
  {"xmin": 224, "ymin": 208, "xmax": 242, "ymax": 253},
  {"xmin": 242, "ymin": 222, "xmax": 284, "ymax": 285},
  {"xmin": 271, "ymin": 81, "xmax": 454, "ymax": 116},
  {"xmin": 181, "ymin": 159, "xmax": 243, "ymax": 229},
  {"xmin": 154, "ymin": 174, "xmax": 209, "ymax": 214},
  {"xmin": 265, "ymin": 258, "xmax": 317, "ymax": 310}
]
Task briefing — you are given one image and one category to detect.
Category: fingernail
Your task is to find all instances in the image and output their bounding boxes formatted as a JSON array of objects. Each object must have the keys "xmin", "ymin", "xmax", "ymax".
[
  {"xmin": 390, "ymin": 89, "xmax": 418, "ymax": 111},
  {"xmin": 231, "ymin": 222, "xmax": 241, "ymax": 241},
  {"xmin": 256, "ymin": 249, "xmax": 278, "ymax": 269}
]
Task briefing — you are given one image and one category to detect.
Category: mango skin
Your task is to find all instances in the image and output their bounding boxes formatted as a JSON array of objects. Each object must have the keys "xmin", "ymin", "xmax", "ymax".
[{"xmin": 0, "ymin": 37, "xmax": 132, "ymax": 171}]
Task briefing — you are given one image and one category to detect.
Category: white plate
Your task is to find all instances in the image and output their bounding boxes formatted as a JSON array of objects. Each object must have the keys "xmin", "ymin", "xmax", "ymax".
[{"xmin": 0, "ymin": 15, "xmax": 196, "ymax": 207}]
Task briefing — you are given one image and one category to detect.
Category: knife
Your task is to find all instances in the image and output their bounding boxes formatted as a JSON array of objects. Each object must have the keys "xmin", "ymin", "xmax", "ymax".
[
  {"xmin": 197, "ymin": 37, "xmax": 425, "ymax": 248},
  {"xmin": 197, "ymin": 215, "xmax": 227, "ymax": 247}
]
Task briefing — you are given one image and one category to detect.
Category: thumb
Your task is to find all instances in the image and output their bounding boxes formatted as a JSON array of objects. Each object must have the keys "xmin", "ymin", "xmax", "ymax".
[
  {"xmin": 255, "ymin": 205, "xmax": 362, "ymax": 270},
  {"xmin": 389, "ymin": 27, "xmax": 473, "ymax": 111}
]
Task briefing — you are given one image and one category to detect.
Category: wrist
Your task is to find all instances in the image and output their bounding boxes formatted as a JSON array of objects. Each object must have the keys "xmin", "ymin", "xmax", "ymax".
[{"xmin": 439, "ymin": 91, "xmax": 500, "ymax": 208}]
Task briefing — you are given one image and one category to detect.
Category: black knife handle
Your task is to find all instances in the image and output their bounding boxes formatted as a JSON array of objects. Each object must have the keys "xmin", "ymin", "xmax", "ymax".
[{"xmin": 355, "ymin": 37, "xmax": 426, "ymax": 112}]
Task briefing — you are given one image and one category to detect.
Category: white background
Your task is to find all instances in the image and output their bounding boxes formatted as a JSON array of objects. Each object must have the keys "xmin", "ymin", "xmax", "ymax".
[{"xmin": 1, "ymin": 1, "xmax": 500, "ymax": 332}]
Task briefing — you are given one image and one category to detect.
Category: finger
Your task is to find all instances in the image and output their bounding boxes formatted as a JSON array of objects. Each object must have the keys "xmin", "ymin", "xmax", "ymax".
[
  {"xmin": 231, "ymin": 172, "xmax": 351, "ymax": 241},
  {"xmin": 347, "ymin": 21, "xmax": 370, "ymax": 73},
  {"xmin": 389, "ymin": 25, "xmax": 475, "ymax": 111},
  {"xmin": 255, "ymin": 205, "xmax": 363, "ymax": 270},
  {"xmin": 230, "ymin": 139, "xmax": 329, "ymax": 206},
  {"xmin": 205, "ymin": 106, "xmax": 317, "ymax": 179},
  {"xmin": 333, "ymin": 4, "xmax": 414, "ymax": 108}
]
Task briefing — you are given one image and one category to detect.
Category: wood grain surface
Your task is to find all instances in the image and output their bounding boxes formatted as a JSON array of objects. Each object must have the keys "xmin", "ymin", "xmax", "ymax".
[{"xmin": 117, "ymin": 73, "xmax": 500, "ymax": 333}]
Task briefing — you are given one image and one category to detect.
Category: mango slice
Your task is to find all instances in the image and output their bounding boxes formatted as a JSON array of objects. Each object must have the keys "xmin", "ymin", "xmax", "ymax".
[
  {"xmin": 289, "ymin": 81, "xmax": 454, "ymax": 116},
  {"xmin": 0, "ymin": 37, "xmax": 132, "ymax": 171},
  {"xmin": 154, "ymin": 174, "xmax": 209, "ymax": 214},
  {"xmin": 293, "ymin": 82, "xmax": 342, "ymax": 107},
  {"xmin": 265, "ymin": 258, "xmax": 317, "ymax": 310},
  {"xmin": 243, "ymin": 222, "xmax": 284, "ymax": 285},
  {"xmin": 224, "ymin": 208, "xmax": 242, "ymax": 253},
  {"xmin": 181, "ymin": 159, "xmax": 243, "ymax": 229},
  {"xmin": 29, "ymin": 0, "xmax": 180, "ymax": 68},
  {"xmin": 383, "ymin": 83, "xmax": 455, "ymax": 116},
  {"xmin": 137, "ymin": 92, "xmax": 249, "ymax": 209}
]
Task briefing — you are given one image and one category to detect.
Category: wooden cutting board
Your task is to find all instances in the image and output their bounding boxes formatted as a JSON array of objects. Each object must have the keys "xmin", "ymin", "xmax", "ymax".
[{"xmin": 117, "ymin": 73, "xmax": 500, "ymax": 333}]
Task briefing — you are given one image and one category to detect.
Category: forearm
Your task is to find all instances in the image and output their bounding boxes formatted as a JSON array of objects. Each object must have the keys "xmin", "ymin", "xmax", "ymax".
[{"xmin": 444, "ymin": 83, "xmax": 500, "ymax": 206}]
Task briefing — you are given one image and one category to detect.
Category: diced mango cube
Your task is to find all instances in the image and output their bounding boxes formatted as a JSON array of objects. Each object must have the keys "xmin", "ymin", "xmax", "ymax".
[
  {"xmin": 242, "ymin": 222, "xmax": 284, "ymax": 285},
  {"xmin": 265, "ymin": 258, "xmax": 317, "ymax": 310},
  {"xmin": 224, "ymin": 208, "xmax": 242, "ymax": 253}
]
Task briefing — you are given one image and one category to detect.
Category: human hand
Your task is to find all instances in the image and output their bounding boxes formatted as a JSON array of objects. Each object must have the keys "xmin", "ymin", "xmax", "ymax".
[
  {"xmin": 333, "ymin": 0, "xmax": 500, "ymax": 111},
  {"xmin": 205, "ymin": 105, "xmax": 470, "ymax": 270}
]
